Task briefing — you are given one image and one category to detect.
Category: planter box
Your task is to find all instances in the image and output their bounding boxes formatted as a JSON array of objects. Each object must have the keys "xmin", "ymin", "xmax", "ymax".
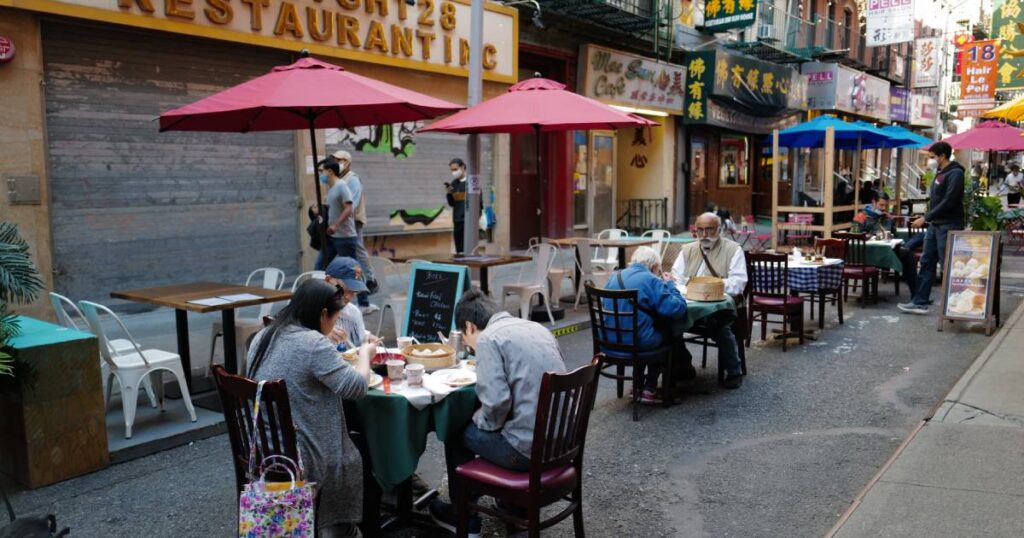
[{"xmin": 0, "ymin": 316, "xmax": 108, "ymax": 488}]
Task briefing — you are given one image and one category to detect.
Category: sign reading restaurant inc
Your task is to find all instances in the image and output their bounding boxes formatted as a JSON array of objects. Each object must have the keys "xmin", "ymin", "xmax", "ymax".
[
  {"xmin": 580, "ymin": 44, "xmax": 686, "ymax": 115},
  {"xmin": 9, "ymin": 0, "xmax": 517, "ymax": 82}
]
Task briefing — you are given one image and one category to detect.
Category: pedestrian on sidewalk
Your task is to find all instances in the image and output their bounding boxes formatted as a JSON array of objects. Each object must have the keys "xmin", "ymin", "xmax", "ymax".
[
  {"xmin": 1005, "ymin": 163, "xmax": 1022, "ymax": 207},
  {"xmin": 446, "ymin": 158, "xmax": 468, "ymax": 256},
  {"xmin": 318, "ymin": 159, "xmax": 359, "ymax": 271},
  {"xmin": 899, "ymin": 141, "xmax": 964, "ymax": 315},
  {"xmin": 331, "ymin": 150, "xmax": 379, "ymax": 314}
]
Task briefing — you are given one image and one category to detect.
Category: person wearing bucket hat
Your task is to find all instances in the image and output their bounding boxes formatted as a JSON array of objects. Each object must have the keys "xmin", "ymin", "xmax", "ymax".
[
  {"xmin": 331, "ymin": 150, "xmax": 379, "ymax": 314},
  {"xmin": 324, "ymin": 257, "xmax": 377, "ymax": 348}
]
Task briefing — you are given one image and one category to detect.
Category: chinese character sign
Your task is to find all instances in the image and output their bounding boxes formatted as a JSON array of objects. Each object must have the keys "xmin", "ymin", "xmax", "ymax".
[
  {"xmin": 912, "ymin": 36, "xmax": 940, "ymax": 88},
  {"xmin": 866, "ymin": 0, "xmax": 914, "ymax": 46},
  {"xmin": 992, "ymin": 0, "xmax": 1024, "ymax": 90},
  {"xmin": 704, "ymin": 0, "xmax": 757, "ymax": 32},
  {"xmin": 683, "ymin": 51, "xmax": 716, "ymax": 124},
  {"xmin": 958, "ymin": 40, "xmax": 999, "ymax": 117},
  {"xmin": 582, "ymin": 45, "xmax": 687, "ymax": 114}
]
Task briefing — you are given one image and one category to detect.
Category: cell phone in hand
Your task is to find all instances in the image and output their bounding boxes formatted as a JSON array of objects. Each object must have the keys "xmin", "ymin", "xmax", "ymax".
[{"xmin": 444, "ymin": 182, "xmax": 451, "ymax": 188}]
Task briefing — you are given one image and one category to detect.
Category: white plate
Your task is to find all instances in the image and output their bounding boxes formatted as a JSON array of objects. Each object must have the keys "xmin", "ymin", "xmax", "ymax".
[
  {"xmin": 431, "ymin": 368, "xmax": 477, "ymax": 387},
  {"xmin": 368, "ymin": 372, "xmax": 383, "ymax": 389}
]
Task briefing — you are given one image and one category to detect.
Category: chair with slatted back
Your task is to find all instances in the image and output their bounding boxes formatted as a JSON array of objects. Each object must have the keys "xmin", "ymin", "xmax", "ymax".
[
  {"xmin": 584, "ymin": 282, "xmax": 674, "ymax": 420},
  {"xmin": 454, "ymin": 357, "xmax": 601, "ymax": 538},
  {"xmin": 834, "ymin": 231, "xmax": 879, "ymax": 305},
  {"xmin": 212, "ymin": 365, "xmax": 300, "ymax": 494},
  {"xmin": 786, "ymin": 213, "xmax": 815, "ymax": 247},
  {"xmin": 747, "ymin": 252, "xmax": 804, "ymax": 352},
  {"xmin": 801, "ymin": 238, "xmax": 846, "ymax": 329}
]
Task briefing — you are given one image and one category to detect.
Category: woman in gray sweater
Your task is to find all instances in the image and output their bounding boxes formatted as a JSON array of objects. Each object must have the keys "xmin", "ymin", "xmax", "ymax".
[{"xmin": 247, "ymin": 279, "xmax": 372, "ymax": 538}]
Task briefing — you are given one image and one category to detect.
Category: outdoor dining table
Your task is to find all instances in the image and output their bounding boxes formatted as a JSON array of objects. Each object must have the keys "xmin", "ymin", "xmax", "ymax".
[
  {"xmin": 865, "ymin": 239, "xmax": 904, "ymax": 273},
  {"xmin": 664, "ymin": 294, "xmax": 738, "ymax": 403},
  {"xmin": 389, "ymin": 253, "xmax": 531, "ymax": 295},
  {"xmin": 774, "ymin": 257, "xmax": 845, "ymax": 339},
  {"xmin": 344, "ymin": 381, "xmax": 477, "ymax": 533},
  {"xmin": 110, "ymin": 282, "xmax": 292, "ymax": 392},
  {"xmin": 548, "ymin": 237, "xmax": 660, "ymax": 304}
]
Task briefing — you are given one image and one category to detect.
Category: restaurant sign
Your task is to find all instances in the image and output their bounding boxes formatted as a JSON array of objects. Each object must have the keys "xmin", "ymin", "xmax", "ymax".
[
  {"xmin": 992, "ymin": 0, "xmax": 1024, "ymax": 90},
  {"xmin": 580, "ymin": 44, "xmax": 686, "ymax": 115},
  {"xmin": 801, "ymin": 62, "xmax": 890, "ymax": 122},
  {"xmin": 909, "ymin": 93, "xmax": 937, "ymax": 126},
  {"xmin": 6, "ymin": 0, "xmax": 518, "ymax": 82},
  {"xmin": 889, "ymin": 87, "xmax": 910, "ymax": 123},
  {"xmin": 958, "ymin": 39, "xmax": 999, "ymax": 117},
  {"xmin": 683, "ymin": 49, "xmax": 805, "ymax": 125},
  {"xmin": 703, "ymin": 0, "xmax": 757, "ymax": 32},
  {"xmin": 939, "ymin": 231, "xmax": 1001, "ymax": 335},
  {"xmin": 912, "ymin": 36, "xmax": 940, "ymax": 88}
]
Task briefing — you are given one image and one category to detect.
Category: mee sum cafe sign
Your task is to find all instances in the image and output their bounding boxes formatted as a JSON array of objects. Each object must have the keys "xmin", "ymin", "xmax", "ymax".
[
  {"xmin": 581, "ymin": 44, "xmax": 686, "ymax": 115},
  {"xmin": 6, "ymin": 0, "xmax": 518, "ymax": 82}
]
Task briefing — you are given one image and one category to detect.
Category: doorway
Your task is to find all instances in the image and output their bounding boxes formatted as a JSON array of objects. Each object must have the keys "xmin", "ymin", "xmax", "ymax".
[{"xmin": 689, "ymin": 136, "xmax": 708, "ymax": 219}]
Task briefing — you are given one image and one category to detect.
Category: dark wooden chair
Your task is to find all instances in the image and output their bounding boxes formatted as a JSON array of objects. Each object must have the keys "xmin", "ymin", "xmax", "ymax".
[
  {"xmin": 454, "ymin": 357, "xmax": 602, "ymax": 538},
  {"xmin": 800, "ymin": 238, "xmax": 846, "ymax": 329},
  {"xmin": 584, "ymin": 282, "xmax": 674, "ymax": 420},
  {"xmin": 683, "ymin": 297, "xmax": 748, "ymax": 383},
  {"xmin": 746, "ymin": 252, "xmax": 804, "ymax": 352},
  {"xmin": 211, "ymin": 365, "xmax": 299, "ymax": 494},
  {"xmin": 834, "ymin": 232, "xmax": 879, "ymax": 305}
]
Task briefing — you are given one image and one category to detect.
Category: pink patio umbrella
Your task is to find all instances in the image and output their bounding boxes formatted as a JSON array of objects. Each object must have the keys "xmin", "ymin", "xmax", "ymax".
[
  {"xmin": 160, "ymin": 51, "xmax": 464, "ymax": 244},
  {"xmin": 419, "ymin": 77, "xmax": 657, "ymax": 232},
  {"xmin": 940, "ymin": 121, "xmax": 1024, "ymax": 151}
]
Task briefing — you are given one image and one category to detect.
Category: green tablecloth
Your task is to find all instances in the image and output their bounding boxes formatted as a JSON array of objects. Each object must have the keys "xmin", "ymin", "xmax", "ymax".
[
  {"xmin": 679, "ymin": 295, "xmax": 736, "ymax": 332},
  {"xmin": 865, "ymin": 243, "xmax": 903, "ymax": 272},
  {"xmin": 351, "ymin": 385, "xmax": 477, "ymax": 490}
]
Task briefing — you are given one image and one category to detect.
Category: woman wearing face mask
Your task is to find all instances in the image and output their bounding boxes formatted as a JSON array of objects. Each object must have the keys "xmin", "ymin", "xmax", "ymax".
[
  {"xmin": 247, "ymin": 279, "xmax": 372, "ymax": 538},
  {"xmin": 446, "ymin": 158, "xmax": 468, "ymax": 255}
]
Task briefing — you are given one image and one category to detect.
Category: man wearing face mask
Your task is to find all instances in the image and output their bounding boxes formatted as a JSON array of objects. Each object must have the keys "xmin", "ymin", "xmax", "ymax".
[
  {"xmin": 316, "ymin": 159, "xmax": 358, "ymax": 271},
  {"xmin": 446, "ymin": 158, "xmax": 468, "ymax": 255},
  {"xmin": 899, "ymin": 142, "xmax": 965, "ymax": 315},
  {"xmin": 331, "ymin": 150, "xmax": 378, "ymax": 314},
  {"xmin": 671, "ymin": 212, "xmax": 747, "ymax": 389}
]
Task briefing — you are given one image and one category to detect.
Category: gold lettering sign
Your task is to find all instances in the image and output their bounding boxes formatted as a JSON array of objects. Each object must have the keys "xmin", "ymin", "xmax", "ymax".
[{"xmin": 16, "ymin": 0, "xmax": 518, "ymax": 82}]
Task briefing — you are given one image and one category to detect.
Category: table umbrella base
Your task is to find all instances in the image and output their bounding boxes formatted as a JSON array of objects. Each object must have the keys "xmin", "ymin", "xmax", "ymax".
[
  {"xmin": 530, "ymin": 304, "xmax": 565, "ymax": 322},
  {"xmin": 771, "ymin": 328, "xmax": 819, "ymax": 341}
]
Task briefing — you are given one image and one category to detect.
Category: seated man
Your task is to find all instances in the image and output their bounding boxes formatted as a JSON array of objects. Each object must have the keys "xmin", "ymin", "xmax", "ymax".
[
  {"xmin": 671, "ymin": 212, "xmax": 746, "ymax": 390},
  {"xmin": 894, "ymin": 231, "xmax": 926, "ymax": 298},
  {"xmin": 860, "ymin": 192, "xmax": 892, "ymax": 234},
  {"xmin": 603, "ymin": 246, "xmax": 688, "ymax": 404},
  {"xmin": 323, "ymin": 256, "xmax": 376, "ymax": 348},
  {"xmin": 431, "ymin": 289, "xmax": 566, "ymax": 536}
]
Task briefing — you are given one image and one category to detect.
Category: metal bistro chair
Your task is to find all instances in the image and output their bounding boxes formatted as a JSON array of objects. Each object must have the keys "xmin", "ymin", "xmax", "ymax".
[
  {"xmin": 572, "ymin": 240, "xmax": 612, "ymax": 311},
  {"xmin": 640, "ymin": 229, "xmax": 671, "ymax": 259},
  {"xmin": 584, "ymin": 282, "xmax": 674, "ymax": 421},
  {"xmin": 207, "ymin": 267, "xmax": 286, "ymax": 377},
  {"xmin": 291, "ymin": 270, "xmax": 326, "ymax": 293},
  {"xmin": 593, "ymin": 228, "xmax": 628, "ymax": 266},
  {"xmin": 746, "ymin": 253, "xmax": 805, "ymax": 352},
  {"xmin": 804, "ymin": 238, "xmax": 847, "ymax": 329},
  {"xmin": 502, "ymin": 244, "xmax": 557, "ymax": 326},
  {"xmin": 454, "ymin": 357, "xmax": 601, "ymax": 538},
  {"xmin": 369, "ymin": 256, "xmax": 408, "ymax": 336},
  {"xmin": 834, "ymin": 232, "xmax": 880, "ymax": 305}
]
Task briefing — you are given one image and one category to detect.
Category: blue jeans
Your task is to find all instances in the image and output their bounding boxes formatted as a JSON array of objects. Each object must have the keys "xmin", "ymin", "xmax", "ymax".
[
  {"xmin": 445, "ymin": 424, "xmax": 529, "ymax": 502},
  {"xmin": 911, "ymin": 223, "xmax": 959, "ymax": 306},
  {"xmin": 688, "ymin": 310, "xmax": 742, "ymax": 376},
  {"xmin": 353, "ymin": 222, "xmax": 374, "ymax": 307}
]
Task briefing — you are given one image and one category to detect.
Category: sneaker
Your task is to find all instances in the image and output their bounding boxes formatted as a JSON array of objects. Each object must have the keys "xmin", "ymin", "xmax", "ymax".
[
  {"xmin": 429, "ymin": 499, "xmax": 481, "ymax": 538},
  {"xmin": 897, "ymin": 303, "xmax": 929, "ymax": 315},
  {"xmin": 722, "ymin": 374, "xmax": 743, "ymax": 390},
  {"xmin": 359, "ymin": 304, "xmax": 380, "ymax": 315},
  {"xmin": 640, "ymin": 389, "xmax": 662, "ymax": 405}
]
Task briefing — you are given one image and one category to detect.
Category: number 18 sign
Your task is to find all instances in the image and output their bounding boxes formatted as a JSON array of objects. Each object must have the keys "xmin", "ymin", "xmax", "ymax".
[{"xmin": 959, "ymin": 39, "xmax": 1000, "ymax": 118}]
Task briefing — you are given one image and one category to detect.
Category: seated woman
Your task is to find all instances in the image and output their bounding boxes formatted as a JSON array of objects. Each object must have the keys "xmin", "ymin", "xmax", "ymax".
[{"xmin": 247, "ymin": 279, "xmax": 372, "ymax": 538}]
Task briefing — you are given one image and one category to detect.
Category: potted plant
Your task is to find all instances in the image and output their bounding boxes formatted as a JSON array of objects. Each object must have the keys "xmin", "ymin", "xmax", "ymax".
[{"xmin": 0, "ymin": 222, "xmax": 44, "ymax": 384}]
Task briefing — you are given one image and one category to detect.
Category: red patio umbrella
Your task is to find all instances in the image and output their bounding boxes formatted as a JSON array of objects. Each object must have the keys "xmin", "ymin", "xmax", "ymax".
[
  {"xmin": 419, "ymin": 77, "xmax": 657, "ymax": 233},
  {"xmin": 159, "ymin": 51, "xmax": 464, "ymax": 247},
  {"xmin": 940, "ymin": 121, "xmax": 1024, "ymax": 151}
]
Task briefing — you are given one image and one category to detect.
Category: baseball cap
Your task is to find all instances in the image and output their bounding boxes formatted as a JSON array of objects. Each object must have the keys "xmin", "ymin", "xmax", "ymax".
[
  {"xmin": 324, "ymin": 257, "xmax": 369, "ymax": 293},
  {"xmin": 331, "ymin": 150, "xmax": 352, "ymax": 162}
]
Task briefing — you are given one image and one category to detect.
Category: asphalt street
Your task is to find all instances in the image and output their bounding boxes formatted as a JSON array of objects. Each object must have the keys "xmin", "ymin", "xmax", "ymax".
[{"xmin": 7, "ymin": 258, "xmax": 1024, "ymax": 537}]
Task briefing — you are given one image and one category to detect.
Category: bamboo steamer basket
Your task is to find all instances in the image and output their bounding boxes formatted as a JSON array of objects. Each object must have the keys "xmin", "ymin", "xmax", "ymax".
[
  {"xmin": 401, "ymin": 343, "xmax": 456, "ymax": 371},
  {"xmin": 685, "ymin": 276, "xmax": 726, "ymax": 302}
]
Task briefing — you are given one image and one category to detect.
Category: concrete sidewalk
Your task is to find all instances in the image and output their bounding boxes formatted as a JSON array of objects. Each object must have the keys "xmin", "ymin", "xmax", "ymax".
[{"xmin": 828, "ymin": 302, "xmax": 1024, "ymax": 537}]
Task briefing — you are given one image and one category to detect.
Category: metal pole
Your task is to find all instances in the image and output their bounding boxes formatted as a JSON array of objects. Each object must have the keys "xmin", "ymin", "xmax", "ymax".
[
  {"xmin": 464, "ymin": 0, "xmax": 484, "ymax": 255},
  {"xmin": 309, "ymin": 118, "xmax": 329, "ymax": 257}
]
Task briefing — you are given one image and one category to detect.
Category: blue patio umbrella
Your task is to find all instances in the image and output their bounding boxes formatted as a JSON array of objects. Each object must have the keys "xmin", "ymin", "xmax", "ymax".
[
  {"xmin": 878, "ymin": 125, "xmax": 932, "ymax": 148},
  {"xmin": 774, "ymin": 115, "xmax": 892, "ymax": 149},
  {"xmin": 834, "ymin": 121, "xmax": 908, "ymax": 149}
]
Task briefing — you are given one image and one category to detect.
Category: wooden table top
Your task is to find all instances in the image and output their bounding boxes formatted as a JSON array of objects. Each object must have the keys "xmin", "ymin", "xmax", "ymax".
[
  {"xmin": 390, "ymin": 254, "xmax": 532, "ymax": 268},
  {"xmin": 547, "ymin": 237, "xmax": 658, "ymax": 248},
  {"xmin": 111, "ymin": 282, "xmax": 292, "ymax": 313}
]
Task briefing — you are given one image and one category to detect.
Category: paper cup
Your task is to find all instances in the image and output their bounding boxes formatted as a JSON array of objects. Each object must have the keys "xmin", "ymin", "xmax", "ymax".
[
  {"xmin": 385, "ymin": 359, "xmax": 405, "ymax": 381},
  {"xmin": 397, "ymin": 336, "xmax": 415, "ymax": 349},
  {"xmin": 405, "ymin": 363, "xmax": 425, "ymax": 387}
]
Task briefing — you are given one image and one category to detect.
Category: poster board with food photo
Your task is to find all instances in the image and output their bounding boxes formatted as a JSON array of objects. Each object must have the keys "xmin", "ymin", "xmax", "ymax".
[{"xmin": 939, "ymin": 231, "xmax": 999, "ymax": 331}]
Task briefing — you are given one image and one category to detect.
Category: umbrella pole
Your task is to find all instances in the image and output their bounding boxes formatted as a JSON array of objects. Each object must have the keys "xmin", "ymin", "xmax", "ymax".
[
  {"xmin": 309, "ymin": 119, "xmax": 329, "ymax": 260},
  {"xmin": 535, "ymin": 125, "xmax": 543, "ymax": 237}
]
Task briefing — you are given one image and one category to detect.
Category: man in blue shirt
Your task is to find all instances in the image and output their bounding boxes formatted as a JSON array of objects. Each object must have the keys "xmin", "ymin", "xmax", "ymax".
[
  {"xmin": 603, "ymin": 246, "xmax": 688, "ymax": 403},
  {"xmin": 331, "ymin": 150, "xmax": 379, "ymax": 314}
]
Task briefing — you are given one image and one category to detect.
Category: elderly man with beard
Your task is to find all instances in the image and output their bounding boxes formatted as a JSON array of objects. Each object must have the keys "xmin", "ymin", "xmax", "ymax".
[{"xmin": 671, "ymin": 212, "xmax": 747, "ymax": 389}]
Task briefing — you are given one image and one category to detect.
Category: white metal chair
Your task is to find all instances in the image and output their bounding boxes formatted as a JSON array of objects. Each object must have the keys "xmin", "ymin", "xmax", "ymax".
[
  {"xmin": 539, "ymin": 239, "xmax": 575, "ymax": 301},
  {"xmin": 207, "ymin": 267, "xmax": 286, "ymax": 377},
  {"xmin": 291, "ymin": 270, "xmax": 326, "ymax": 293},
  {"xmin": 49, "ymin": 292, "xmax": 159, "ymax": 409},
  {"xmin": 501, "ymin": 243, "xmax": 557, "ymax": 326},
  {"xmin": 78, "ymin": 301, "xmax": 197, "ymax": 439},
  {"xmin": 593, "ymin": 228, "xmax": 628, "ymax": 265},
  {"xmin": 574, "ymin": 240, "xmax": 613, "ymax": 311},
  {"xmin": 369, "ymin": 256, "xmax": 408, "ymax": 336},
  {"xmin": 641, "ymin": 229, "xmax": 672, "ymax": 259}
]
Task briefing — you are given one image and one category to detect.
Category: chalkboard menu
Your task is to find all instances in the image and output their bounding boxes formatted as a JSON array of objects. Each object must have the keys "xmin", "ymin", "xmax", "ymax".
[{"xmin": 402, "ymin": 262, "xmax": 470, "ymax": 342}]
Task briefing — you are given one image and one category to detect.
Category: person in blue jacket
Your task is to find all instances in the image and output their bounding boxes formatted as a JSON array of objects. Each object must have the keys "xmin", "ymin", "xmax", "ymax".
[{"xmin": 603, "ymin": 246, "xmax": 688, "ymax": 404}]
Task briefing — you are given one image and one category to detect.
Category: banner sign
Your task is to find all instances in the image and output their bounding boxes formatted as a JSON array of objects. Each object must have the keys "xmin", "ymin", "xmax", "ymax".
[
  {"xmin": 801, "ymin": 62, "xmax": 891, "ymax": 121},
  {"xmin": 866, "ymin": 0, "xmax": 915, "ymax": 46},
  {"xmin": 704, "ymin": 101, "xmax": 801, "ymax": 134},
  {"xmin": 992, "ymin": 0, "xmax": 1024, "ymax": 90},
  {"xmin": 909, "ymin": 93, "xmax": 937, "ymax": 126},
  {"xmin": 890, "ymin": 87, "xmax": 911, "ymax": 122},
  {"xmin": 683, "ymin": 50, "xmax": 805, "ymax": 125},
  {"xmin": 958, "ymin": 39, "xmax": 999, "ymax": 117},
  {"xmin": 581, "ymin": 44, "xmax": 687, "ymax": 115},
  {"xmin": 912, "ymin": 36, "xmax": 940, "ymax": 88},
  {"xmin": 703, "ymin": 0, "xmax": 758, "ymax": 32}
]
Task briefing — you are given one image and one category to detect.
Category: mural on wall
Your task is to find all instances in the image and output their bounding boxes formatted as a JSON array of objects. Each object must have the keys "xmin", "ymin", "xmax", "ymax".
[
  {"xmin": 388, "ymin": 206, "xmax": 454, "ymax": 231},
  {"xmin": 325, "ymin": 122, "xmax": 421, "ymax": 158}
]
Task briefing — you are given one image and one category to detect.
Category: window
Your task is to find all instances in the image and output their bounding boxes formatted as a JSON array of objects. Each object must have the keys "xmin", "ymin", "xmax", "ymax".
[
  {"xmin": 719, "ymin": 135, "xmax": 749, "ymax": 187},
  {"xmin": 844, "ymin": 9, "xmax": 853, "ymax": 49}
]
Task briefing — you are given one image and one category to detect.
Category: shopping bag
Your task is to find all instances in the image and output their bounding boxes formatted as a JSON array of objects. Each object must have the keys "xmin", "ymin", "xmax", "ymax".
[{"xmin": 238, "ymin": 381, "xmax": 317, "ymax": 537}]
